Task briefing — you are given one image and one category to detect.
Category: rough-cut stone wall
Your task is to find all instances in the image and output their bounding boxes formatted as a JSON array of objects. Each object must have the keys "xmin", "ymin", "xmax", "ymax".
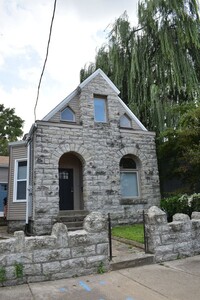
[
  {"xmin": 32, "ymin": 74, "xmax": 160, "ymax": 235},
  {"xmin": 0, "ymin": 212, "xmax": 109, "ymax": 286},
  {"xmin": 145, "ymin": 206, "xmax": 200, "ymax": 262}
]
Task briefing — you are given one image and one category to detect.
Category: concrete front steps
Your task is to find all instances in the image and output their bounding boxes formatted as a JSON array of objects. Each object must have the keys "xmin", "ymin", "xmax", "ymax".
[
  {"xmin": 110, "ymin": 238, "xmax": 155, "ymax": 271},
  {"xmin": 57, "ymin": 210, "xmax": 89, "ymax": 231},
  {"xmin": 110, "ymin": 252, "xmax": 155, "ymax": 271}
]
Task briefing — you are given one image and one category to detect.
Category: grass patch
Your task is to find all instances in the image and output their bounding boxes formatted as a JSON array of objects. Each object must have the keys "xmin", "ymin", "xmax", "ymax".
[{"xmin": 112, "ymin": 224, "xmax": 144, "ymax": 244}]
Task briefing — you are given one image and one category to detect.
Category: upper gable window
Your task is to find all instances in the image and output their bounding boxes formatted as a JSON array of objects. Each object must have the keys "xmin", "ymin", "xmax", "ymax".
[
  {"xmin": 94, "ymin": 97, "xmax": 107, "ymax": 123},
  {"xmin": 61, "ymin": 107, "xmax": 75, "ymax": 122},
  {"xmin": 120, "ymin": 114, "xmax": 131, "ymax": 128}
]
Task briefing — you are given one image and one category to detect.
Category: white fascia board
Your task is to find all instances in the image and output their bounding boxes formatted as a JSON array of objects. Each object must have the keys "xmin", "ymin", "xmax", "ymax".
[
  {"xmin": 42, "ymin": 89, "xmax": 78, "ymax": 121},
  {"xmin": 118, "ymin": 96, "xmax": 148, "ymax": 131},
  {"xmin": 79, "ymin": 68, "xmax": 120, "ymax": 95}
]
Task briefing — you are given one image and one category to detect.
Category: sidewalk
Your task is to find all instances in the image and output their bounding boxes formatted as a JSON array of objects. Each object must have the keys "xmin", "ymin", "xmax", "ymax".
[{"xmin": 0, "ymin": 255, "xmax": 200, "ymax": 300}]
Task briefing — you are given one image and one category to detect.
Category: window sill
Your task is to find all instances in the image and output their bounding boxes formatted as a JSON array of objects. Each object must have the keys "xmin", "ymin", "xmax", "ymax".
[
  {"xmin": 120, "ymin": 198, "xmax": 147, "ymax": 205},
  {"xmin": 13, "ymin": 200, "xmax": 27, "ymax": 203}
]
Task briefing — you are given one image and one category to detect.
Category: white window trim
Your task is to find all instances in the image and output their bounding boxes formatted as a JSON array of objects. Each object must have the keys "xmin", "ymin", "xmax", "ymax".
[
  {"xmin": 120, "ymin": 169, "xmax": 140, "ymax": 199},
  {"xmin": 13, "ymin": 158, "xmax": 27, "ymax": 203}
]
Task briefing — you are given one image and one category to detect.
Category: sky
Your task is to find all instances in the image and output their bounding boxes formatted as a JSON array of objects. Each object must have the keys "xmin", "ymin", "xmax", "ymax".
[{"xmin": 0, "ymin": 0, "xmax": 138, "ymax": 134}]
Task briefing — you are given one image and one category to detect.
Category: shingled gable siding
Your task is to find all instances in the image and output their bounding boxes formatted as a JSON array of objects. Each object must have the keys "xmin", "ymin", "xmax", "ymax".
[
  {"xmin": 7, "ymin": 143, "xmax": 27, "ymax": 230},
  {"xmin": 32, "ymin": 74, "xmax": 160, "ymax": 235}
]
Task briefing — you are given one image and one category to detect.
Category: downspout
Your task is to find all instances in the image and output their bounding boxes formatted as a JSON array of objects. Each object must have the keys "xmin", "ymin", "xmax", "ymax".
[
  {"xmin": 25, "ymin": 122, "xmax": 37, "ymax": 226},
  {"xmin": 25, "ymin": 140, "xmax": 30, "ymax": 224}
]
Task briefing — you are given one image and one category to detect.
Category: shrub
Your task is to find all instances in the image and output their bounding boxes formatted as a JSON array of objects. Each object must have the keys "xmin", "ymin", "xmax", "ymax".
[
  {"xmin": 189, "ymin": 193, "xmax": 200, "ymax": 212},
  {"xmin": 161, "ymin": 193, "xmax": 200, "ymax": 222}
]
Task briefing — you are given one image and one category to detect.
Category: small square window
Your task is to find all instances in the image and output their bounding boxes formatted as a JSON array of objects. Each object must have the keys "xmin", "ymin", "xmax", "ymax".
[{"xmin": 94, "ymin": 98, "xmax": 107, "ymax": 122}]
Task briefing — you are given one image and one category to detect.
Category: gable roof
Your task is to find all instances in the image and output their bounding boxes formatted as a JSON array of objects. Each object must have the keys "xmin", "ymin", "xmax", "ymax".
[{"xmin": 42, "ymin": 68, "xmax": 147, "ymax": 131}]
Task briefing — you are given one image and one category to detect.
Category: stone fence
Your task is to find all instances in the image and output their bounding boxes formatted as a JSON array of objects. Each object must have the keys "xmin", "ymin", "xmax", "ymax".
[
  {"xmin": 0, "ymin": 212, "xmax": 109, "ymax": 286},
  {"xmin": 145, "ymin": 206, "xmax": 200, "ymax": 262}
]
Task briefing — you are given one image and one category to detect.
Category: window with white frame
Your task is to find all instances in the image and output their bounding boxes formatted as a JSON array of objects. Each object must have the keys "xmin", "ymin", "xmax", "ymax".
[
  {"xmin": 14, "ymin": 160, "xmax": 27, "ymax": 201},
  {"xmin": 120, "ymin": 155, "xmax": 139, "ymax": 198},
  {"xmin": 94, "ymin": 96, "xmax": 107, "ymax": 122},
  {"xmin": 61, "ymin": 107, "xmax": 75, "ymax": 122}
]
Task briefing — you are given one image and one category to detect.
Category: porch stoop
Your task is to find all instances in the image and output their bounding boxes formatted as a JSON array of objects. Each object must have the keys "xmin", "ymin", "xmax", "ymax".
[
  {"xmin": 110, "ymin": 239, "xmax": 155, "ymax": 271},
  {"xmin": 110, "ymin": 252, "xmax": 155, "ymax": 271},
  {"xmin": 57, "ymin": 210, "xmax": 89, "ymax": 231}
]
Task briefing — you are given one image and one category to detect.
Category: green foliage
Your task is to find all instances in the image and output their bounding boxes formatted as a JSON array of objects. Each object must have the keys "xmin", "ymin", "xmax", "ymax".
[
  {"xmin": 161, "ymin": 194, "xmax": 190, "ymax": 221},
  {"xmin": 81, "ymin": 1, "xmax": 200, "ymax": 192},
  {"xmin": 161, "ymin": 193, "xmax": 200, "ymax": 221},
  {"xmin": 0, "ymin": 104, "xmax": 24, "ymax": 155},
  {"xmin": 80, "ymin": 1, "xmax": 200, "ymax": 135},
  {"xmin": 112, "ymin": 224, "xmax": 144, "ymax": 244},
  {"xmin": 14, "ymin": 262, "xmax": 24, "ymax": 279},
  {"xmin": 0, "ymin": 266, "xmax": 6, "ymax": 283},
  {"xmin": 97, "ymin": 262, "xmax": 105, "ymax": 274},
  {"xmin": 190, "ymin": 193, "xmax": 200, "ymax": 212},
  {"xmin": 157, "ymin": 103, "xmax": 200, "ymax": 192}
]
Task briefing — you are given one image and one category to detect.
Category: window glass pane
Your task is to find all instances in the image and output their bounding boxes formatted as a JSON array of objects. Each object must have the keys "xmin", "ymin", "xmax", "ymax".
[
  {"xmin": 120, "ymin": 115, "xmax": 131, "ymax": 128},
  {"xmin": 120, "ymin": 157, "xmax": 136, "ymax": 169},
  {"xmin": 18, "ymin": 161, "xmax": 27, "ymax": 180},
  {"xmin": 61, "ymin": 107, "xmax": 75, "ymax": 121},
  {"xmin": 17, "ymin": 181, "xmax": 26, "ymax": 200},
  {"xmin": 94, "ymin": 98, "xmax": 106, "ymax": 122},
  {"xmin": 120, "ymin": 172, "xmax": 138, "ymax": 197}
]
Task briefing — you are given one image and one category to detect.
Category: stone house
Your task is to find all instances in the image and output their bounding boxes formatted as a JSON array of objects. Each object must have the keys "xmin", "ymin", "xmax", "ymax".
[{"xmin": 7, "ymin": 69, "xmax": 160, "ymax": 235}]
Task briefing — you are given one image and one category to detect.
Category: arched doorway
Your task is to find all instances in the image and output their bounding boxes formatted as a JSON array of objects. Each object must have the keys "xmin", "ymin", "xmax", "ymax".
[{"xmin": 59, "ymin": 152, "xmax": 83, "ymax": 211}]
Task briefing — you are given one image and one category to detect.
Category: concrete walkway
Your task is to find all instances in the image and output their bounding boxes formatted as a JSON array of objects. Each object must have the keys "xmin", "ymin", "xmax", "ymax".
[{"xmin": 0, "ymin": 255, "xmax": 200, "ymax": 300}]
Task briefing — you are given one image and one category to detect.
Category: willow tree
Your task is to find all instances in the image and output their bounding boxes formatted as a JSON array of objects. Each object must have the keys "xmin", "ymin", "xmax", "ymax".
[{"xmin": 80, "ymin": 0, "xmax": 200, "ymax": 134}]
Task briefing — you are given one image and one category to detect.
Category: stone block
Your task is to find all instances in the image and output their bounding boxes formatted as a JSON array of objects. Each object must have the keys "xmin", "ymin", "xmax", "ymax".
[
  {"xmin": 23, "ymin": 263, "xmax": 42, "ymax": 276},
  {"xmin": 61, "ymin": 258, "xmax": 86, "ymax": 271},
  {"xmin": 146, "ymin": 206, "xmax": 167, "ymax": 225},
  {"xmin": 6, "ymin": 252, "xmax": 33, "ymax": 266},
  {"xmin": 192, "ymin": 212, "xmax": 200, "ymax": 220},
  {"xmin": 14, "ymin": 231, "xmax": 25, "ymax": 252},
  {"xmin": 68, "ymin": 230, "xmax": 88, "ymax": 247},
  {"xmin": 96, "ymin": 243, "xmax": 109, "ymax": 255},
  {"xmin": 0, "ymin": 239, "xmax": 15, "ymax": 254},
  {"xmin": 173, "ymin": 213, "xmax": 190, "ymax": 222},
  {"xmin": 84, "ymin": 212, "xmax": 108, "ymax": 233},
  {"xmin": 25, "ymin": 236, "xmax": 56, "ymax": 250},
  {"xmin": 33, "ymin": 248, "xmax": 71, "ymax": 263},
  {"xmin": 42, "ymin": 261, "xmax": 61, "ymax": 275},
  {"xmin": 86, "ymin": 255, "xmax": 107, "ymax": 268},
  {"xmin": 51, "ymin": 223, "xmax": 68, "ymax": 248},
  {"xmin": 169, "ymin": 221, "xmax": 183, "ymax": 232},
  {"xmin": 71, "ymin": 245, "xmax": 95, "ymax": 258}
]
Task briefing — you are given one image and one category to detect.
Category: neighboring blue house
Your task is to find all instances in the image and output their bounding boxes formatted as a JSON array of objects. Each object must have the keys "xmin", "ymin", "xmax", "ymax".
[{"xmin": 0, "ymin": 156, "xmax": 9, "ymax": 217}]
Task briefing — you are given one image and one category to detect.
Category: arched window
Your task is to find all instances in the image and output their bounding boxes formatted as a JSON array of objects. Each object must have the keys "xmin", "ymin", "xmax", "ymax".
[
  {"xmin": 61, "ymin": 107, "xmax": 75, "ymax": 122},
  {"xmin": 120, "ymin": 114, "xmax": 131, "ymax": 128},
  {"xmin": 120, "ymin": 155, "xmax": 139, "ymax": 198}
]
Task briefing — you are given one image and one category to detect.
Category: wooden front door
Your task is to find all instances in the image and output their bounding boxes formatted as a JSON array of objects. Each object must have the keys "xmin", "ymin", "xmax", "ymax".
[{"xmin": 59, "ymin": 168, "xmax": 74, "ymax": 210}]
